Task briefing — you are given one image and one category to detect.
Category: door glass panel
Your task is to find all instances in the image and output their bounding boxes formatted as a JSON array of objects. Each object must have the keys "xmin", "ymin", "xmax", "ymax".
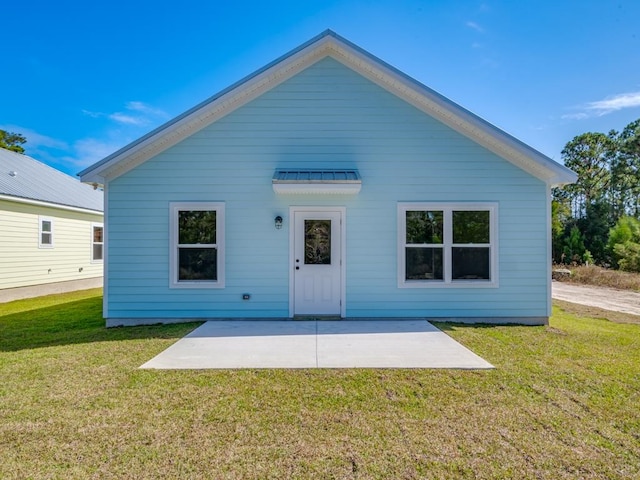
[{"xmin": 305, "ymin": 220, "xmax": 331, "ymax": 264}]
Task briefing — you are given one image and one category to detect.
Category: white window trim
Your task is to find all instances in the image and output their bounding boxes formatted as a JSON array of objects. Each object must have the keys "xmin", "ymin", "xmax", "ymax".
[
  {"xmin": 169, "ymin": 202, "xmax": 225, "ymax": 289},
  {"xmin": 38, "ymin": 216, "xmax": 54, "ymax": 248},
  {"xmin": 91, "ymin": 222, "xmax": 104, "ymax": 263},
  {"xmin": 398, "ymin": 203, "xmax": 499, "ymax": 288}
]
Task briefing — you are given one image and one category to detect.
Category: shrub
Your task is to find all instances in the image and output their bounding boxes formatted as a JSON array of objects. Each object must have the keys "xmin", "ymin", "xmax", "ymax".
[
  {"xmin": 614, "ymin": 242, "xmax": 640, "ymax": 272},
  {"xmin": 608, "ymin": 216, "xmax": 640, "ymax": 271}
]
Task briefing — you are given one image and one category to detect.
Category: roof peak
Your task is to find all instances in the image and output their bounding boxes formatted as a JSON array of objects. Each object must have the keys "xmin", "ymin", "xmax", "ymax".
[{"xmin": 79, "ymin": 30, "xmax": 576, "ymax": 187}]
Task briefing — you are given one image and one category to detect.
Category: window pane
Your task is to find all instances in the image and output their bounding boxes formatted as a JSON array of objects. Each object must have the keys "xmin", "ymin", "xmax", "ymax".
[
  {"xmin": 93, "ymin": 226, "xmax": 103, "ymax": 243},
  {"xmin": 41, "ymin": 221, "xmax": 51, "ymax": 233},
  {"xmin": 179, "ymin": 211, "xmax": 216, "ymax": 244},
  {"xmin": 406, "ymin": 211, "xmax": 443, "ymax": 244},
  {"xmin": 453, "ymin": 211, "xmax": 490, "ymax": 243},
  {"xmin": 305, "ymin": 220, "xmax": 331, "ymax": 264},
  {"xmin": 93, "ymin": 244, "xmax": 103, "ymax": 261},
  {"xmin": 406, "ymin": 247, "xmax": 443, "ymax": 280},
  {"xmin": 179, "ymin": 248, "xmax": 217, "ymax": 281},
  {"xmin": 452, "ymin": 247, "xmax": 490, "ymax": 280},
  {"xmin": 41, "ymin": 233, "xmax": 52, "ymax": 245}
]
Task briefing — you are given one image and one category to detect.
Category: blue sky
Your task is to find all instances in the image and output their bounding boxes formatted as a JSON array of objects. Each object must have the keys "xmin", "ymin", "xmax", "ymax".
[{"xmin": 2, "ymin": 0, "xmax": 639, "ymax": 176}]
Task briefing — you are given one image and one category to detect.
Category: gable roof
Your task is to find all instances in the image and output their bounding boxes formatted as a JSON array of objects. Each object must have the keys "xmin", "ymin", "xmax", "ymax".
[
  {"xmin": 79, "ymin": 29, "xmax": 577, "ymax": 187},
  {"xmin": 0, "ymin": 148, "xmax": 103, "ymax": 213}
]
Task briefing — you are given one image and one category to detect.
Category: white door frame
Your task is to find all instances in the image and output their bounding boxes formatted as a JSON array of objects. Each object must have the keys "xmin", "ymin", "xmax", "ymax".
[{"xmin": 289, "ymin": 206, "xmax": 346, "ymax": 318}]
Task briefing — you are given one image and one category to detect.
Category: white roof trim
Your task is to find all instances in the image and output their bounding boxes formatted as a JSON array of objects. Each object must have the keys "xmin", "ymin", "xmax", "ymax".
[
  {"xmin": 0, "ymin": 193, "xmax": 104, "ymax": 215},
  {"xmin": 273, "ymin": 183, "xmax": 361, "ymax": 195},
  {"xmin": 79, "ymin": 30, "xmax": 577, "ymax": 187}
]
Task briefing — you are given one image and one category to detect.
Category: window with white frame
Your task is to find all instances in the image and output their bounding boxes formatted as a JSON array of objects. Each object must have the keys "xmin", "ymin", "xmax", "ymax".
[
  {"xmin": 39, "ymin": 216, "xmax": 54, "ymax": 248},
  {"xmin": 398, "ymin": 203, "xmax": 497, "ymax": 287},
  {"xmin": 170, "ymin": 202, "xmax": 225, "ymax": 288},
  {"xmin": 91, "ymin": 223, "xmax": 104, "ymax": 262}
]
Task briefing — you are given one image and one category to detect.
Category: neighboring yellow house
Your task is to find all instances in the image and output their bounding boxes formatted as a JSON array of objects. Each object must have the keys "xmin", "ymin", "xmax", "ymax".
[{"xmin": 0, "ymin": 148, "xmax": 103, "ymax": 301}]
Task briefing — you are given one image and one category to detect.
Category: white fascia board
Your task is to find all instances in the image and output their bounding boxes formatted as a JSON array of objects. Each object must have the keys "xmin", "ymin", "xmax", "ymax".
[
  {"xmin": 273, "ymin": 183, "xmax": 361, "ymax": 195},
  {"xmin": 0, "ymin": 194, "xmax": 104, "ymax": 216}
]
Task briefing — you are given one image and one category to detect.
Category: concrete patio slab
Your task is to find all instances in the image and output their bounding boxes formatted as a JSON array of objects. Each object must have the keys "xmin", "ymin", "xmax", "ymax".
[{"xmin": 140, "ymin": 320, "xmax": 493, "ymax": 370}]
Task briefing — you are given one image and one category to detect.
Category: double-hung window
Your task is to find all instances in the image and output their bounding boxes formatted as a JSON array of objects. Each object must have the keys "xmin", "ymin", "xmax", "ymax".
[
  {"xmin": 170, "ymin": 202, "xmax": 225, "ymax": 288},
  {"xmin": 39, "ymin": 216, "xmax": 54, "ymax": 248},
  {"xmin": 398, "ymin": 203, "xmax": 497, "ymax": 287},
  {"xmin": 91, "ymin": 223, "xmax": 104, "ymax": 262}
]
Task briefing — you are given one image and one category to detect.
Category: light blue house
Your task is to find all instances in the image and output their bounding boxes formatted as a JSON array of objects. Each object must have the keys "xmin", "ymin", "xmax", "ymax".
[{"xmin": 79, "ymin": 31, "xmax": 576, "ymax": 327}]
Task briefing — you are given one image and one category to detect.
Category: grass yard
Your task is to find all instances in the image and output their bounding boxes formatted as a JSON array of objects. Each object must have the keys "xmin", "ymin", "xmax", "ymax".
[{"xmin": 1, "ymin": 290, "xmax": 639, "ymax": 479}]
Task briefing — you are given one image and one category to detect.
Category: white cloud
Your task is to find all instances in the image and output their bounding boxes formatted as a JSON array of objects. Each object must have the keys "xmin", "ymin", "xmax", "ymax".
[
  {"xmin": 0, "ymin": 124, "xmax": 68, "ymax": 150},
  {"xmin": 83, "ymin": 101, "xmax": 168, "ymax": 126},
  {"xmin": 63, "ymin": 137, "xmax": 129, "ymax": 168},
  {"xmin": 565, "ymin": 91, "xmax": 640, "ymax": 119},
  {"xmin": 108, "ymin": 112, "xmax": 147, "ymax": 126},
  {"xmin": 4, "ymin": 101, "xmax": 169, "ymax": 174},
  {"xmin": 585, "ymin": 91, "xmax": 640, "ymax": 115},
  {"xmin": 81, "ymin": 109, "xmax": 102, "ymax": 118},
  {"xmin": 466, "ymin": 21, "xmax": 485, "ymax": 33},
  {"xmin": 126, "ymin": 101, "xmax": 168, "ymax": 118},
  {"xmin": 561, "ymin": 112, "xmax": 589, "ymax": 121}
]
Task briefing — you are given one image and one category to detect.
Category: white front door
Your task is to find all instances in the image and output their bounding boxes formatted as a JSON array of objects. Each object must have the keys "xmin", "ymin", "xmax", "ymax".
[{"xmin": 293, "ymin": 209, "xmax": 342, "ymax": 316}]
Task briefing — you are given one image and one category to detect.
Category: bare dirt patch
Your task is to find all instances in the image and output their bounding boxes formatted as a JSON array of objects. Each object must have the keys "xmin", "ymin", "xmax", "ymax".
[
  {"xmin": 552, "ymin": 266, "xmax": 640, "ymax": 323},
  {"xmin": 552, "ymin": 281, "xmax": 640, "ymax": 316},
  {"xmin": 564, "ymin": 265, "xmax": 640, "ymax": 291}
]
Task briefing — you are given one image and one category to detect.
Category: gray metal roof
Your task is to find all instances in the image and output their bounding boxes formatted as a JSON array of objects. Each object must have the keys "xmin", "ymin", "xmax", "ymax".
[
  {"xmin": 0, "ymin": 148, "xmax": 103, "ymax": 212},
  {"xmin": 273, "ymin": 169, "xmax": 361, "ymax": 183}
]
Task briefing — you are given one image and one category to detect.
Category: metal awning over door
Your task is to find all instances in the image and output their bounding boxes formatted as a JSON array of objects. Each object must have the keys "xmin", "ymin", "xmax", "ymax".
[{"xmin": 272, "ymin": 170, "xmax": 361, "ymax": 194}]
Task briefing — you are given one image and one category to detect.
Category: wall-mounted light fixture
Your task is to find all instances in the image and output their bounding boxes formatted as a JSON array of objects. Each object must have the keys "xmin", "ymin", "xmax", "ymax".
[{"xmin": 275, "ymin": 215, "xmax": 283, "ymax": 229}]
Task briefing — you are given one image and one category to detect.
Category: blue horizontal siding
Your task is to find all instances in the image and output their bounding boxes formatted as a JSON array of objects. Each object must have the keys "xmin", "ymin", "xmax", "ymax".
[{"xmin": 106, "ymin": 57, "xmax": 550, "ymax": 321}]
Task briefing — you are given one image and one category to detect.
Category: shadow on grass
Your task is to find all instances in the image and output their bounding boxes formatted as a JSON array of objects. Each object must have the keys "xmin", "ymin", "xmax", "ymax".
[
  {"xmin": 434, "ymin": 322, "xmax": 519, "ymax": 332},
  {"xmin": 0, "ymin": 296, "xmax": 201, "ymax": 352}
]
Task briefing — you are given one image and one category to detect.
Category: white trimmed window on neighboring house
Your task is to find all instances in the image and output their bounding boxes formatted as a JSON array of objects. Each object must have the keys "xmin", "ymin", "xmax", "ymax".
[
  {"xmin": 169, "ymin": 202, "xmax": 225, "ymax": 288},
  {"xmin": 39, "ymin": 216, "xmax": 54, "ymax": 248},
  {"xmin": 91, "ymin": 223, "xmax": 104, "ymax": 262},
  {"xmin": 398, "ymin": 203, "xmax": 498, "ymax": 288}
]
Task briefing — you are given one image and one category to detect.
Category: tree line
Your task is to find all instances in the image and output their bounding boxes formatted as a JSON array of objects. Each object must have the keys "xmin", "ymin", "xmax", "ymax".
[{"xmin": 553, "ymin": 118, "xmax": 640, "ymax": 271}]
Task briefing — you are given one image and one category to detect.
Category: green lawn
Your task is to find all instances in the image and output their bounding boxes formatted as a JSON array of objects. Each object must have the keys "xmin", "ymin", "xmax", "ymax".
[{"xmin": 1, "ymin": 290, "xmax": 639, "ymax": 479}]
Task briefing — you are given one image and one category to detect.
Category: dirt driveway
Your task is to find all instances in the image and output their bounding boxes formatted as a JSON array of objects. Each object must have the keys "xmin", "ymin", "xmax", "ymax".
[{"xmin": 552, "ymin": 281, "xmax": 640, "ymax": 316}]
